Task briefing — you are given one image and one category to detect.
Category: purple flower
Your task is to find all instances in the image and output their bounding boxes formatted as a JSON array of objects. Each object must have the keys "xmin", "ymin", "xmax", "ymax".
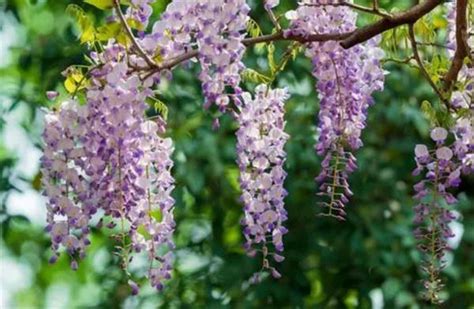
[
  {"xmin": 431, "ymin": 127, "xmax": 448, "ymax": 143},
  {"xmin": 46, "ymin": 91, "xmax": 59, "ymax": 100},
  {"xmin": 412, "ymin": 125, "xmax": 467, "ymax": 303},
  {"xmin": 288, "ymin": 0, "xmax": 385, "ymax": 219},
  {"xmin": 42, "ymin": 41, "xmax": 176, "ymax": 292},
  {"xmin": 236, "ymin": 85, "xmax": 289, "ymax": 279}
]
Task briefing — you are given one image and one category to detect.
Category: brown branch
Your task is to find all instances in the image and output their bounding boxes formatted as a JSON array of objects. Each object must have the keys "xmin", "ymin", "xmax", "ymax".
[
  {"xmin": 138, "ymin": 0, "xmax": 443, "ymax": 73},
  {"xmin": 151, "ymin": 32, "xmax": 349, "ymax": 73},
  {"xmin": 341, "ymin": 0, "xmax": 443, "ymax": 48},
  {"xmin": 443, "ymin": 0, "xmax": 470, "ymax": 90},
  {"xmin": 113, "ymin": 0, "xmax": 157, "ymax": 68},
  {"xmin": 408, "ymin": 24, "xmax": 447, "ymax": 103}
]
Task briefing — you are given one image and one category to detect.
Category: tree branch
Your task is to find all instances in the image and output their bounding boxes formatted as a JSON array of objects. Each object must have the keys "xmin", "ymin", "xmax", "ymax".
[
  {"xmin": 340, "ymin": 0, "xmax": 443, "ymax": 48},
  {"xmin": 138, "ymin": 0, "xmax": 444, "ymax": 74},
  {"xmin": 151, "ymin": 32, "xmax": 349, "ymax": 73},
  {"xmin": 113, "ymin": 0, "xmax": 157, "ymax": 68},
  {"xmin": 443, "ymin": 0, "xmax": 470, "ymax": 91}
]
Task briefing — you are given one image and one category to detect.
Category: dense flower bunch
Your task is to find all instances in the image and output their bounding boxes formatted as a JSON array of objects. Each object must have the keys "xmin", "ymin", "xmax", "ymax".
[
  {"xmin": 141, "ymin": 0, "xmax": 250, "ymax": 111},
  {"xmin": 286, "ymin": 1, "xmax": 385, "ymax": 219},
  {"xmin": 131, "ymin": 119, "xmax": 176, "ymax": 292},
  {"xmin": 236, "ymin": 85, "xmax": 290, "ymax": 280},
  {"xmin": 196, "ymin": 1, "xmax": 249, "ymax": 111},
  {"xmin": 41, "ymin": 40, "xmax": 176, "ymax": 293},
  {"xmin": 412, "ymin": 128, "xmax": 464, "ymax": 303},
  {"xmin": 41, "ymin": 101, "xmax": 90, "ymax": 269},
  {"xmin": 84, "ymin": 42, "xmax": 151, "ymax": 224}
]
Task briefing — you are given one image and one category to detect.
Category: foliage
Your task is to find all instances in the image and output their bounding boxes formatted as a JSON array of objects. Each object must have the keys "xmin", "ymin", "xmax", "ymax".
[{"xmin": 0, "ymin": 0, "xmax": 473, "ymax": 308}]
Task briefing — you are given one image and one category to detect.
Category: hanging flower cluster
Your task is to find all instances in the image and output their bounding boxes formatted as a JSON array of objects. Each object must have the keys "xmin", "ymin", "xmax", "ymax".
[
  {"xmin": 41, "ymin": 41, "xmax": 176, "ymax": 294},
  {"xmin": 410, "ymin": 4, "xmax": 474, "ymax": 301},
  {"xmin": 412, "ymin": 127, "xmax": 467, "ymax": 303},
  {"xmin": 132, "ymin": 119, "xmax": 176, "ymax": 291},
  {"xmin": 286, "ymin": 1, "xmax": 385, "ymax": 219},
  {"xmin": 141, "ymin": 0, "xmax": 250, "ymax": 111},
  {"xmin": 41, "ymin": 101, "xmax": 90, "ymax": 269},
  {"xmin": 236, "ymin": 85, "xmax": 290, "ymax": 280}
]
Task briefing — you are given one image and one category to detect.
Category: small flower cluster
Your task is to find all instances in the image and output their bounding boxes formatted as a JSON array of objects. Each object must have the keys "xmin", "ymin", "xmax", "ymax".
[
  {"xmin": 142, "ymin": 0, "xmax": 250, "ymax": 111},
  {"xmin": 125, "ymin": 0, "xmax": 154, "ymax": 28},
  {"xmin": 286, "ymin": 0, "xmax": 385, "ymax": 219},
  {"xmin": 42, "ymin": 41, "xmax": 176, "ymax": 293},
  {"xmin": 236, "ymin": 85, "xmax": 290, "ymax": 280},
  {"xmin": 412, "ymin": 127, "xmax": 467, "ymax": 303}
]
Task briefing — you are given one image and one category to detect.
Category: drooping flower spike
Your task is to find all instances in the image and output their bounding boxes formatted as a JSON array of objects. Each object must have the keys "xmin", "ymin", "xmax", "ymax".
[
  {"xmin": 287, "ymin": 0, "xmax": 385, "ymax": 219},
  {"xmin": 412, "ymin": 127, "xmax": 468, "ymax": 304},
  {"xmin": 42, "ymin": 39, "xmax": 177, "ymax": 294},
  {"xmin": 236, "ymin": 84, "xmax": 290, "ymax": 280},
  {"xmin": 141, "ymin": 0, "xmax": 250, "ymax": 112}
]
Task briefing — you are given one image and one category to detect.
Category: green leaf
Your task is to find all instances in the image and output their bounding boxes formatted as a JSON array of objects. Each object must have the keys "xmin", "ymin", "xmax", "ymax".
[
  {"xmin": 64, "ymin": 76, "xmax": 77, "ymax": 93},
  {"xmin": 241, "ymin": 68, "xmax": 272, "ymax": 84},
  {"xmin": 146, "ymin": 97, "xmax": 169, "ymax": 120},
  {"xmin": 420, "ymin": 100, "xmax": 437, "ymax": 125},
  {"xmin": 84, "ymin": 0, "xmax": 114, "ymax": 10},
  {"xmin": 96, "ymin": 22, "xmax": 122, "ymax": 41},
  {"xmin": 64, "ymin": 69, "xmax": 87, "ymax": 94},
  {"xmin": 267, "ymin": 43, "xmax": 277, "ymax": 75},
  {"xmin": 246, "ymin": 18, "xmax": 262, "ymax": 38},
  {"xmin": 66, "ymin": 4, "xmax": 96, "ymax": 43}
]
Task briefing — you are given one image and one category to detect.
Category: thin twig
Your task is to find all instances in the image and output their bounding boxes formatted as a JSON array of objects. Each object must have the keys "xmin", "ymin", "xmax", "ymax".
[
  {"xmin": 113, "ymin": 0, "xmax": 156, "ymax": 68},
  {"xmin": 265, "ymin": 7, "xmax": 281, "ymax": 31},
  {"xmin": 415, "ymin": 41, "xmax": 450, "ymax": 49},
  {"xmin": 341, "ymin": 0, "xmax": 443, "ymax": 48},
  {"xmin": 301, "ymin": 1, "xmax": 392, "ymax": 18},
  {"xmin": 373, "ymin": 0, "xmax": 380, "ymax": 11},
  {"xmin": 408, "ymin": 24, "xmax": 447, "ymax": 104},
  {"xmin": 381, "ymin": 56, "xmax": 415, "ymax": 66}
]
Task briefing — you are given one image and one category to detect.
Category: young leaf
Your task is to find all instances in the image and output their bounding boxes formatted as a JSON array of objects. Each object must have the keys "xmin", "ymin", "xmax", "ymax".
[
  {"xmin": 420, "ymin": 100, "xmax": 437, "ymax": 125},
  {"xmin": 246, "ymin": 18, "xmax": 262, "ymax": 38},
  {"xmin": 66, "ymin": 4, "xmax": 96, "ymax": 43},
  {"xmin": 96, "ymin": 22, "xmax": 122, "ymax": 41},
  {"xmin": 64, "ymin": 69, "xmax": 87, "ymax": 94},
  {"xmin": 147, "ymin": 97, "xmax": 169, "ymax": 120},
  {"xmin": 267, "ymin": 43, "xmax": 277, "ymax": 75},
  {"xmin": 241, "ymin": 68, "xmax": 272, "ymax": 84},
  {"xmin": 84, "ymin": 0, "xmax": 114, "ymax": 10}
]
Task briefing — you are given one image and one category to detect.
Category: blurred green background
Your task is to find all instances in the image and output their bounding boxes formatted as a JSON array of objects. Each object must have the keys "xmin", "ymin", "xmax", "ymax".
[{"xmin": 0, "ymin": 0, "xmax": 473, "ymax": 308}]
